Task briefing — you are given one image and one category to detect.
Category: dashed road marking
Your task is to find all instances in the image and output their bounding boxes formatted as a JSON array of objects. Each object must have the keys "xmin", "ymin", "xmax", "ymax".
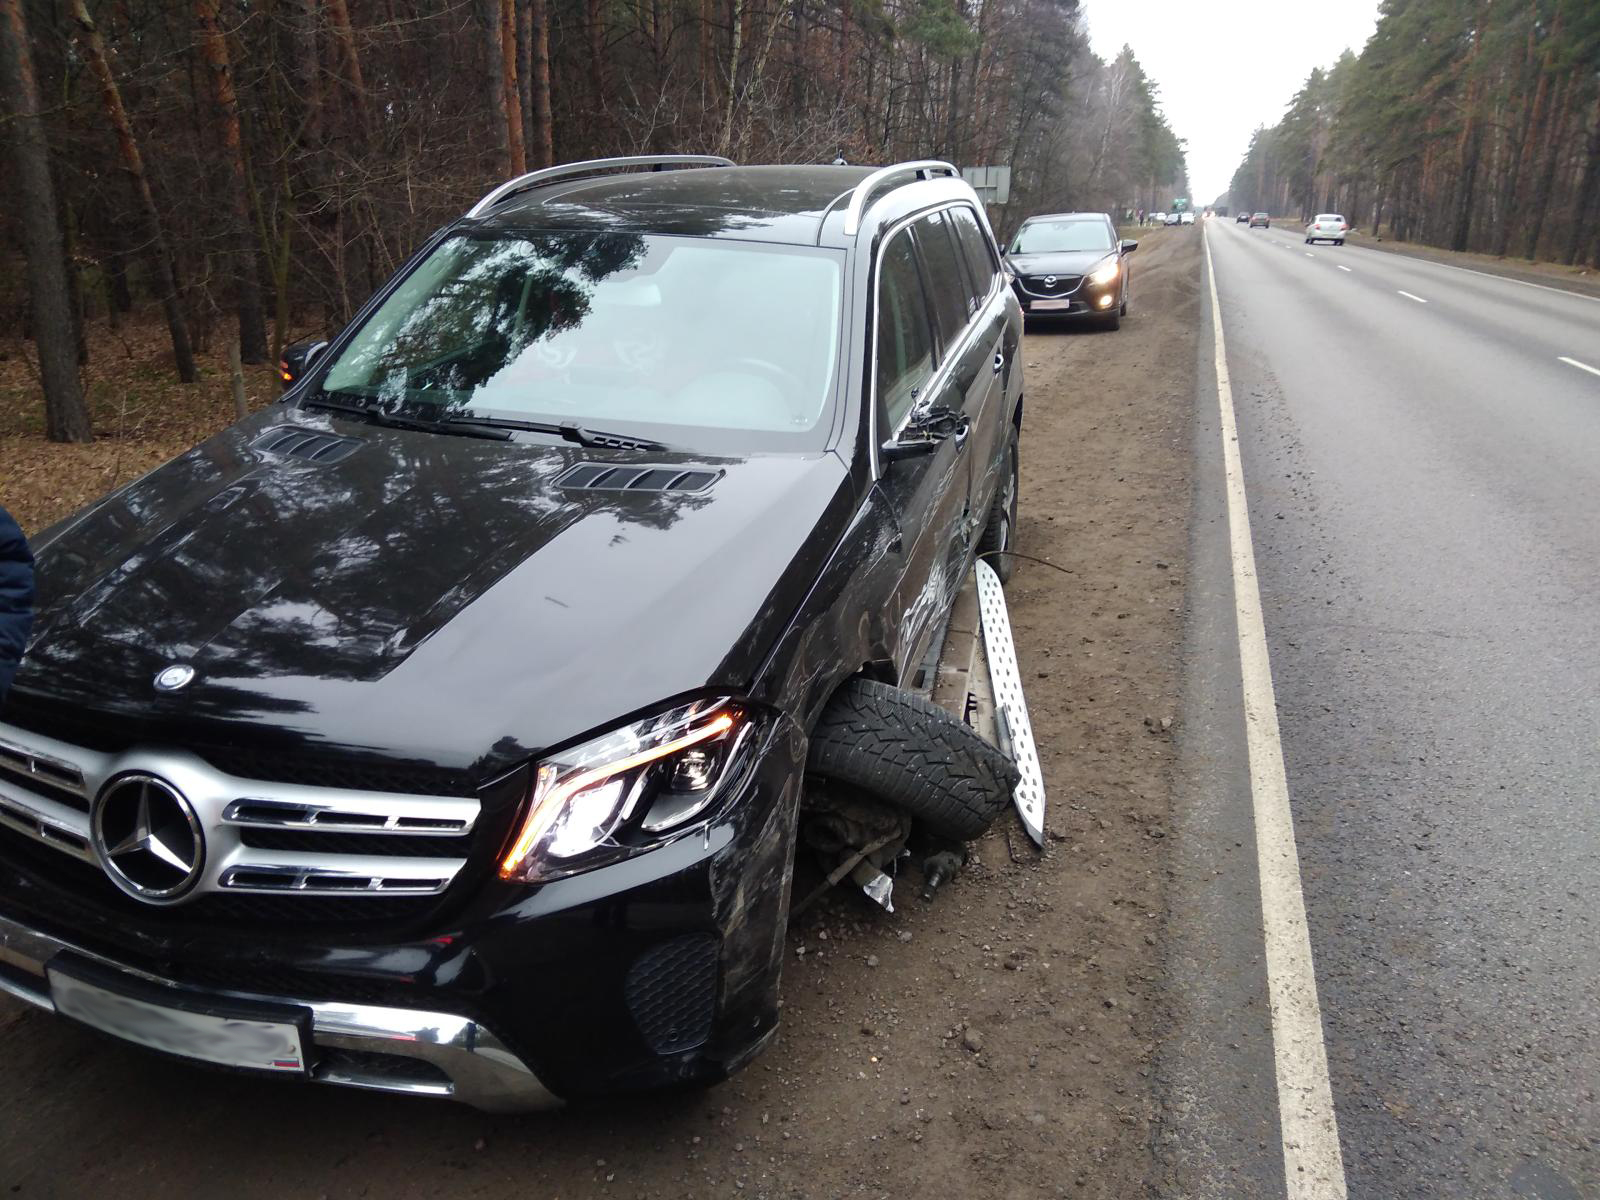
[
  {"xmin": 1398, "ymin": 290, "xmax": 1428, "ymax": 304},
  {"xmin": 1336, "ymin": 266, "xmax": 1352, "ymax": 273},
  {"xmin": 1305, "ymin": 252, "xmax": 1315, "ymax": 258},
  {"xmin": 1558, "ymin": 356, "xmax": 1600, "ymax": 378},
  {"xmin": 1204, "ymin": 227, "xmax": 1350, "ymax": 1200},
  {"xmin": 1356, "ymin": 247, "xmax": 1600, "ymax": 304}
]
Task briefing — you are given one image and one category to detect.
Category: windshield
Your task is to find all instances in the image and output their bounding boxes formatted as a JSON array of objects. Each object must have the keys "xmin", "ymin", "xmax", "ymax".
[
  {"xmin": 1009, "ymin": 219, "xmax": 1113, "ymax": 254},
  {"xmin": 1315, "ymin": 214, "xmax": 1345, "ymax": 223},
  {"xmin": 316, "ymin": 232, "xmax": 845, "ymax": 452}
]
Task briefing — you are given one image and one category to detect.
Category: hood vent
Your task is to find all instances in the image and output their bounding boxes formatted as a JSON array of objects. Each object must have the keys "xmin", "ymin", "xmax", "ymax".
[
  {"xmin": 556, "ymin": 463, "xmax": 721, "ymax": 494},
  {"xmin": 253, "ymin": 426, "xmax": 362, "ymax": 464}
]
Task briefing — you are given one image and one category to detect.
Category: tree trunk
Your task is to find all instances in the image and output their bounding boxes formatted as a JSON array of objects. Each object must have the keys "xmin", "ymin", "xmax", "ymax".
[
  {"xmin": 479, "ymin": 0, "xmax": 509, "ymax": 168},
  {"xmin": 530, "ymin": 0, "xmax": 553, "ymax": 166},
  {"xmin": 500, "ymin": 0, "xmax": 525, "ymax": 175},
  {"xmin": 516, "ymin": 0, "xmax": 532, "ymax": 162},
  {"xmin": 70, "ymin": 0, "xmax": 197, "ymax": 384},
  {"xmin": 1, "ymin": 0, "xmax": 91, "ymax": 441},
  {"xmin": 324, "ymin": 0, "xmax": 368, "ymax": 128},
  {"xmin": 587, "ymin": 0, "xmax": 607, "ymax": 115},
  {"xmin": 195, "ymin": 0, "xmax": 269, "ymax": 364},
  {"xmin": 1562, "ymin": 95, "xmax": 1600, "ymax": 265},
  {"xmin": 1522, "ymin": 73, "xmax": 1571, "ymax": 260}
]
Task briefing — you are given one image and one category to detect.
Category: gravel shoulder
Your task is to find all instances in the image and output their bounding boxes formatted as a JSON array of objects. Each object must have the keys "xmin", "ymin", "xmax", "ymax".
[{"xmin": 0, "ymin": 228, "xmax": 1203, "ymax": 1198}]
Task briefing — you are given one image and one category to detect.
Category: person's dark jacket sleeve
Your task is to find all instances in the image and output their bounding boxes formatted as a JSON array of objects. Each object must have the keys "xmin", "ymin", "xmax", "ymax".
[{"xmin": 0, "ymin": 506, "xmax": 35, "ymax": 699}]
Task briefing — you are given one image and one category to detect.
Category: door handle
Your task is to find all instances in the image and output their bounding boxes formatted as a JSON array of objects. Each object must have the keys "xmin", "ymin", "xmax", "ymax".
[{"xmin": 992, "ymin": 353, "xmax": 1005, "ymax": 373}]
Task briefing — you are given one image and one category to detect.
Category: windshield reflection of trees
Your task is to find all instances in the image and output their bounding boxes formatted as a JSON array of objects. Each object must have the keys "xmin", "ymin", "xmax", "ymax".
[{"xmin": 364, "ymin": 232, "xmax": 648, "ymax": 405}]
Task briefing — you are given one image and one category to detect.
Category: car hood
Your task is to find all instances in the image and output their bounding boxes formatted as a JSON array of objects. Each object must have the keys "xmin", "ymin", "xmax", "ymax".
[
  {"xmin": 10, "ymin": 409, "xmax": 854, "ymax": 779},
  {"xmin": 1005, "ymin": 249, "xmax": 1117, "ymax": 276}
]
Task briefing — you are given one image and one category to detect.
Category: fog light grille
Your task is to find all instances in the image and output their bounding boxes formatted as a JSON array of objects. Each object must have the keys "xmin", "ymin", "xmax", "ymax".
[{"xmin": 625, "ymin": 935, "xmax": 719, "ymax": 1055}]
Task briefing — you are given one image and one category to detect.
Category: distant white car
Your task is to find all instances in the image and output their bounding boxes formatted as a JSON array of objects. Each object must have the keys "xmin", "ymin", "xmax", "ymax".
[
  {"xmin": 1180, "ymin": 211, "xmax": 1195, "ymax": 225},
  {"xmin": 1164, "ymin": 212, "xmax": 1181, "ymax": 226},
  {"xmin": 1306, "ymin": 213, "xmax": 1350, "ymax": 245}
]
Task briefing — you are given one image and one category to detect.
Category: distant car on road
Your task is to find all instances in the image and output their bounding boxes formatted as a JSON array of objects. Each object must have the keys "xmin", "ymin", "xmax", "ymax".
[
  {"xmin": 1164, "ymin": 212, "xmax": 1181, "ymax": 226},
  {"xmin": 1249, "ymin": 212, "xmax": 1270, "ymax": 228},
  {"xmin": 1235, "ymin": 212, "xmax": 1250, "ymax": 223},
  {"xmin": 1305, "ymin": 214, "xmax": 1350, "ymax": 245},
  {"xmin": 1180, "ymin": 211, "xmax": 1195, "ymax": 226},
  {"xmin": 1005, "ymin": 210, "xmax": 1136, "ymax": 330}
]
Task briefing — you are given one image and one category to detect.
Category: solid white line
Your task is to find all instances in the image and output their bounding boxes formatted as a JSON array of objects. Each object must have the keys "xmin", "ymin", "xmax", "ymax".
[
  {"xmin": 1397, "ymin": 290, "xmax": 1428, "ymax": 304},
  {"xmin": 1204, "ymin": 228, "xmax": 1349, "ymax": 1200},
  {"xmin": 1559, "ymin": 355, "xmax": 1600, "ymax": 378},
  {"xmin": 1336, "ymin": 266, "xmax": 1352, "ymax": 273}
]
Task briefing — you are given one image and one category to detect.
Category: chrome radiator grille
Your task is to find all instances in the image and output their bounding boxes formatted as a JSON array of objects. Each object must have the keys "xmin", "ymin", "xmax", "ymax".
[{"xmin": 0, "ymin": 722, "xmax": 480, "ymax": 906}]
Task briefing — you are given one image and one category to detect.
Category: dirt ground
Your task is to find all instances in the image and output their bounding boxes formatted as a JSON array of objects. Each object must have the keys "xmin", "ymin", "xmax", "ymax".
[{"xmin": 0, "ymin": 228, "xmax": 1203, "ymax": 1199}]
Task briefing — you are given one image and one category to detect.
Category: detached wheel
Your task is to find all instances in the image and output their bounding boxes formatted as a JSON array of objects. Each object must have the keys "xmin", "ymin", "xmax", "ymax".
[
  {"xmin": 977, "ymin": 436, "xmax": 1019, "ymax": 582},
  {"xmin": 807, "ymin": 679, "xmax": 1019, "ymax": 841}
]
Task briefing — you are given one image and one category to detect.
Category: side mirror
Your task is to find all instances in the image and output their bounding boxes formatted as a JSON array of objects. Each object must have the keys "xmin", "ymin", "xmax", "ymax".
[
  {"xmin": 881, "ymin": 406, "xmax": 968, "ymax": 463},
  {"xmin": 279, "ymin": 337, "xmax": 329, "ymax": 390},
  {"xmin": 1120, "ymin": 239, "xmax": 1139, "ymax": 255},
  {"xmin": 881, "ymin": 436, "xmax": 939, "ymax": 463}
]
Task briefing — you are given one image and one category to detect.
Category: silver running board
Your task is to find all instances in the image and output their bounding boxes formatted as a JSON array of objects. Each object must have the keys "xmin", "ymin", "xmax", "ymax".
[{"xmin": 974, "ymin": 561, "xmax": 1046, "ymax": 845}]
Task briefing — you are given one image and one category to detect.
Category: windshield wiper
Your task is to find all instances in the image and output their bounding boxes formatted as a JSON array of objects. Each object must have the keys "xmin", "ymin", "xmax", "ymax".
[
  {"xmin": 441, "ymin": 414, "xmax": 671, "ymax": 453},
  {"xmin": 300, "ymin": 396, "xmax": 512, "ymax": 441}
]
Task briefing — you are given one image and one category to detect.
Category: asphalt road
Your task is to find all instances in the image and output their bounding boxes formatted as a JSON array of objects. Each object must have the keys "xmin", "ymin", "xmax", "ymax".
[{"xmin": 1188, "ymin": 217, "xmax": 1600, "ymax": 1198}]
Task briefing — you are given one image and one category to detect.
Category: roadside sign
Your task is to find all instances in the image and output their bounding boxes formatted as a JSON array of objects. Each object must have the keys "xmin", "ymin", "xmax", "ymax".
[{"xmin": 960, "ymin": 165, "xmax": 1011, "ymax": 205}]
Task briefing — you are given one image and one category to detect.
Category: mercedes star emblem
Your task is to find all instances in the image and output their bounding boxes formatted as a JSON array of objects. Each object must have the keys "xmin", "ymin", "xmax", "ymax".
[
  {"xmin": 92, "ymin": 774, "xmax": 205, "ymax": 902},
  {"xmin": 154, "ymin": 664, "xmax": 196, "ymax": 692}
]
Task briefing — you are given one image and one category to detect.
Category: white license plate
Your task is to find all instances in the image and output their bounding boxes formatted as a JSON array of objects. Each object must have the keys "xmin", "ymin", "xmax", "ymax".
[
  {"xmin": 1030, "ymin": 299, "xmax": 1071, "ymax": 312},
  {"xmin": 49, "ymin": 964, "xmax": 310, "ymax": 1074}
]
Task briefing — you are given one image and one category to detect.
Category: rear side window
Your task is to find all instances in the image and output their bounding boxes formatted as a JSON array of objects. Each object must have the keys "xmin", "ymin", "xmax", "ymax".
[
  {"xmin": 950, "ymin": 206, "xmax": 997, "ymax": 304},
  {"xmin": 876, "ymin": 232, "xmax": 936, "ymax": 431},
  {"xmin": 913, "ymin": 210, "xmax": 973, "ymax": 351}
]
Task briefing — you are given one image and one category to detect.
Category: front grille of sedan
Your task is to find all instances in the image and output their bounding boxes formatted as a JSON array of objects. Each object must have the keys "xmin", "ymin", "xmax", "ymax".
[
  {"xmin": 1021, "ymin": 274, "xmax": 1083, "ymax": 296},
  {"xmin": 0, "ymin": 721, "xmax": 487, "ymax": 925}
]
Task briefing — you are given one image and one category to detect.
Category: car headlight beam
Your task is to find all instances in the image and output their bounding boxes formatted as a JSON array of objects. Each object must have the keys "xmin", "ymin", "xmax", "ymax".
[
  {"xmin": 499, "ymin": 700, "xmax": 746, "ymax": 883},
  {"xmin": 1088, "ymin": 258, "xmax": 1120, "ymax": 286}
]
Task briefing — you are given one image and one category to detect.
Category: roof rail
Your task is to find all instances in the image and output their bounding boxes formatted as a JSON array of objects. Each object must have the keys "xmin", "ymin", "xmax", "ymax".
[
  {"xmin": 841, "ymin": 160, "xmax": 962, "ymax": 236},
  {"xmin": 466, "ymin": 154, "xmax": 737, "ymax": 219}
]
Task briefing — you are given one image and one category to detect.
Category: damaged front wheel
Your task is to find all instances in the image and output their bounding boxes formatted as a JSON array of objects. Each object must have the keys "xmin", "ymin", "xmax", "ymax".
[{"xmin": 806, "ymin": 678, "xmax": 1019, "ymax": 841}]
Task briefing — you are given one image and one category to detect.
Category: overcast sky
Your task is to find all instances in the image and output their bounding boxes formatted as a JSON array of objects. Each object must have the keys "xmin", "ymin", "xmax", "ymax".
[{"xmin": 1079, "ymin": 0, "xmax": 1381, "ymax": 204}]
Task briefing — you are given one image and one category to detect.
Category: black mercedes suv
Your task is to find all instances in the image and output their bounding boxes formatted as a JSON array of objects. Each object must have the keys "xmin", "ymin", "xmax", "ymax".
[{"xmin": 0, "ymin": 157, "xmax": 1024, "ymax": 1109}]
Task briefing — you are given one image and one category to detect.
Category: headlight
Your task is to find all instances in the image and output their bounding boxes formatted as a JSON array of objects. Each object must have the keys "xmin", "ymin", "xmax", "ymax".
[
  {"xmin": 499, "ymin": 698, "xmax": 752, "ymax": 884},
  {"xmin": 1088, "ymin": 258, "xmax": 1120, "ymax": 286}
]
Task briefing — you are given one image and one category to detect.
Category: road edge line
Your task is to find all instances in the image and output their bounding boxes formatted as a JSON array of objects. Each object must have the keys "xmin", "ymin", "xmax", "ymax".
[{"xmin": 1202, "ymin": 227, "xmax": 1350, "ymax": 1200}]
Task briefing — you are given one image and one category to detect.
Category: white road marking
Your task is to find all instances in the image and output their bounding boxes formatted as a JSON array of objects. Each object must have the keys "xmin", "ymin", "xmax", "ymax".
[
  {"xmin": 1397, "ymin": 290, "xmax": 1428, "ymax": 304},
  {"xmin": 1336, "ymin": 266, "xmax": 1352, "ymax": 273},
  {"xmin": 1351, "ymin": 245, "xmax": 1600, "ymax": 304},
  {"xmin": 1305, "ymin": 252, "xmax": 1315, "ymax": 258},
  {"xmin": 1203, "ymin": 228, "xmax": 1350, "ymax": 1200},
  {"xmin": 1559, "ymin": 355, "xmax": 1600, "ymax": 378}
]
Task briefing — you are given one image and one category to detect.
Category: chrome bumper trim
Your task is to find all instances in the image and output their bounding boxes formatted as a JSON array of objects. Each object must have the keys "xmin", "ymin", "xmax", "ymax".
[{"xmin": 0, "ymin": 909, "xmax": 561, "ymax": 1112}]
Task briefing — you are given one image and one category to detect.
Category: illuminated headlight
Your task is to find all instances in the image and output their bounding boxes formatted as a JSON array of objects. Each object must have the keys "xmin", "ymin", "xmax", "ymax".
[
  {"xmin": 499, "ymin": 699, "xmax": 752, "ymax": 883},
  {"xmin": 1088, "ymin": 259, "xmax": 1120, "ymax": 286}
]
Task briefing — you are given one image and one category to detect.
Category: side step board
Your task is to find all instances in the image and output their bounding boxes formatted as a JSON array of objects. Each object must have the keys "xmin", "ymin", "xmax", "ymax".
[{"xmin": 975, "ymin": 561, "xmax": 1046, "ymax": 845}]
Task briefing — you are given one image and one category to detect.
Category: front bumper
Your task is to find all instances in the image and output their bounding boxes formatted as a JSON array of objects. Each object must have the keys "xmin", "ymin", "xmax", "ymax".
[
  {"xmin": 0, "ymin": 715, "xmax": 805, "ymax": 1109},
  {"xmin": 0, "ymin": 909, "xmax": 556, "ymax": 1110},
  {"xmin": 1013, "ymin": 287, "xmax": 1119, "ymax": 319}
]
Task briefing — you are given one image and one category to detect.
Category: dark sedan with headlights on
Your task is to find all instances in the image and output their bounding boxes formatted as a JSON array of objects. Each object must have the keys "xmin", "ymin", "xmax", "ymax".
[{"xmin": 1003, "ymin": 211, "xmax": 1136, "ymax": 330}]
